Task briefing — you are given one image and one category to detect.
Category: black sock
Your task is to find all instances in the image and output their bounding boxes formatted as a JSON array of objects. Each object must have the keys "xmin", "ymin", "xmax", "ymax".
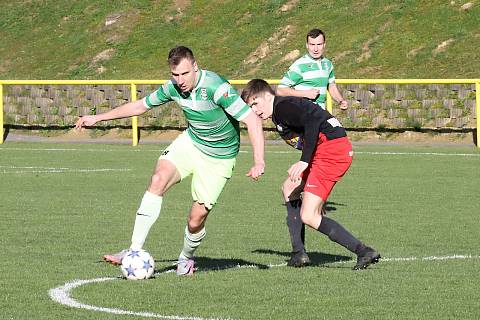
[
  {"xmin": 286, "ymin": 199, "xmax": 306, "ymax": 254},
  {"xmin": 317, "ymin": 216, "xmax": 365, "ymax": 254}
]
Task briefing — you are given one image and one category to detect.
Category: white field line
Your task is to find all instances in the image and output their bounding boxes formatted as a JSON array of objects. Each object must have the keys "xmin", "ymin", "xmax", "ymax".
[
  {"xmin": 1, "ymin": 147, "xmax": 479, "ymax": 157},
  {"xmin": 354, "ymin": 151, "xmax": 480, "ymax": 157},
  {"xmin": 0, "ymin": 165, "xmax": 131, "ymax": 174},
  {"xmin": 241, "ymin": 151, "xmax": 480, "ymax": 157},
  {"xmin": 49, "ymin": 254, "xmax": 480, "ymax": 320},
  {"xmin": 190, "ymin": 254, "xmax": 480, "ymax": 270},
  {"xmin": 48, "ymin": 277, "xmax": 218, "ymax": 320}
]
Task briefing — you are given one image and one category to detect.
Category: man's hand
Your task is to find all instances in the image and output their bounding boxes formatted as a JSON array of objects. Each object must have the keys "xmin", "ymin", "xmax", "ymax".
[
  {"xmin": 246, "ymin": 162, "xmax": 265, "ymax": 181},
  {"xmin": 303, "ymin": 89, "xmax": 320, "ymax": 100},
  {"xmin": 75, "ymin": 115, "xmax": 98, "ymax": 129},
  {"xmin": 288, "ymin": 161, "xmax": 309, "ymax": 182},
  {"xmin": 339, "ymin": 100, "xmax": 348, "ymax": 110}
]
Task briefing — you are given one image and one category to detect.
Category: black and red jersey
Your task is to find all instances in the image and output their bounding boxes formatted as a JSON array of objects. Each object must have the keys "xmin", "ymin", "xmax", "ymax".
[{"xmin": 272, "ymin": 96, "xmax": 347, "ymax": 164}]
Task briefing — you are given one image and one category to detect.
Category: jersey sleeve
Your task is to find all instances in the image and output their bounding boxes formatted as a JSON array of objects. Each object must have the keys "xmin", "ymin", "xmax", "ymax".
[
  {"xmin": 213, "ymin": 82, "xmax": 251, "ymax": 121},
  {"xmin": 328, "ymin": 63, "xmax": 336, "ymax": 84},
  {"xmin": 300, "ymin": 113, "xmax": 321, "ymax": 164},
  {"xmin": 278, "ymin": 65, "xmax": 303, "ymax": 88},
  {"xmin": 142, "ymin": 83, "xmax": 173, "ymax": 109}
]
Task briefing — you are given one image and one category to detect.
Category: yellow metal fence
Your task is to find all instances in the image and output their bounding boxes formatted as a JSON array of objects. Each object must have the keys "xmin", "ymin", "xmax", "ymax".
[{"xmin": 0, "ymin": 79, "xmax": 479, "ymax": 147}]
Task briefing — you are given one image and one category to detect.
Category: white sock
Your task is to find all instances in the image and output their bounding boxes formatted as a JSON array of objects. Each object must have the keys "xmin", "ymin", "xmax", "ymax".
[
  {"xmin": 179, "ymin": 226, "xmax": 206, "ymax": 260},
  {"xmin": 130, "ymin": 191, "xmax": 162, "ymax": 250}
]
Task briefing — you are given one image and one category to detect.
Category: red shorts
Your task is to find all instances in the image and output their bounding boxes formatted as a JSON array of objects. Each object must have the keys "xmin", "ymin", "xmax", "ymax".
[{"xmin": 302, "ymin": 136, "xmax": 353, "ymax": 200}]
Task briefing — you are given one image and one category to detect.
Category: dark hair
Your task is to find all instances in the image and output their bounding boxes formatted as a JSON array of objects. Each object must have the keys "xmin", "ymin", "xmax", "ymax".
[
  {"xmin": 306, "ymin": 28, "xmax": 326, "ymax": 42},
  {"xmin": 241, "ymin": 79, "xmax": 275, "ymax": 102},
  {"xmin": 168, "ymin": 46, "xmax": 195, "ymax": 66}
]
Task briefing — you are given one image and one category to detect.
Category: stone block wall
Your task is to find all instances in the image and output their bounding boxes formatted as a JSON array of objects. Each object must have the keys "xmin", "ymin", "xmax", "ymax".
[
  {"xmin": 2, "ymin": 83, "xmax": 476, "ymax": 130},
  {"xmin": 330, "ymin": 84, "xmax": 476, "ymax": 130}
]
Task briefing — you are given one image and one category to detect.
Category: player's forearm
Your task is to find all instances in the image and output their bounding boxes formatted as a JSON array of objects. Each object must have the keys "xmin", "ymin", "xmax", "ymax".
[
  {"xmin": 328, "ymin": 84, "xmax": 344, "ymax": 103},
  {"xmin": 276, "ymin": 87, "xmax": 306, "ymax": 98},
  {"xmin": 250, "ymin": 132, "xmax": 265, "ymax": 166},
  {"xmin": 96, "ymin": 100, "xmax": 148, "ymax": 121},
  {"xmin": 243, "ymin": 113, "xmax": 265, "ymax": 165}
]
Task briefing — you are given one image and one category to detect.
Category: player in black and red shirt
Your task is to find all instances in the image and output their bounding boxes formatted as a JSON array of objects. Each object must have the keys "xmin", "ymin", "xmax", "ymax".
[{"xmin": 241, "ymin": 79, "xmax": 380, "ymax": 270}]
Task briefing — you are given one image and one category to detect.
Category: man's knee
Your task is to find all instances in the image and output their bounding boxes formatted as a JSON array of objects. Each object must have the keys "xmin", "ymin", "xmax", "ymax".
[
  {"xmin": 300, "ymin": 206, "xmax": 323, "ymax": 228},
  {"xmin": 187, "ymin": 203, "xmax": 209, "ymax": 232},
  {"xmin": 149, "ymin": 172, "xmax": 171, "ymax": 195},
  {"xmin": 300, "ymin": 211, "xmax": 315, "ymax": 227},
  {"xmin": 282, "ymin": 179, "xmax": 302, "ymax": 202}
]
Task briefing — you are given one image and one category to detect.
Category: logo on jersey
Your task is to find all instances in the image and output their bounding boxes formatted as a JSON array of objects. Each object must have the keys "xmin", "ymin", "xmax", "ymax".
[
  {"xmin": 223, "ymin": 87, "xmax": 237, "ymax": 99},
  {"xmin": 327, "ymin": 117, "xmax": 342, "ymax": 128},
  {"xmin": 200, "ymin": 88, "xmax": 208, "ymax": 100}
]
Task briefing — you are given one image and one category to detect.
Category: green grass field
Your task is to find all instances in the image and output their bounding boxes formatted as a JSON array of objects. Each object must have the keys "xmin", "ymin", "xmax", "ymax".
[{"xmin": 1, "ymin": 142, "xmax": 480, "ymax": 319}]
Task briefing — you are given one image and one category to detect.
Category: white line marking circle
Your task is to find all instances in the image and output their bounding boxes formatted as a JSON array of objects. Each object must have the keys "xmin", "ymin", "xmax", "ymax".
[{"xmin": 49, "ymin": 254, "xmax": 480, "ymax": 319}]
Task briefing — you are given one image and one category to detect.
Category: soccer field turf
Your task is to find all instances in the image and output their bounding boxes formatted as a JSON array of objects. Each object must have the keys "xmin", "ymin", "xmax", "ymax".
[{"xmin": 1, "ymin": 142, "xmax": 479, "ymax": 319}]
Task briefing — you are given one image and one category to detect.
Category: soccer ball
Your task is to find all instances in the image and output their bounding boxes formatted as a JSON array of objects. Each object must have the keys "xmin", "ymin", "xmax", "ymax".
[
  {"xmin": 120, "ymin": 249, "xmax": 155, "ymax": 280},
  {"xmin": 284, "ymin": 133, "xmax": 304, "ymax": 150}
]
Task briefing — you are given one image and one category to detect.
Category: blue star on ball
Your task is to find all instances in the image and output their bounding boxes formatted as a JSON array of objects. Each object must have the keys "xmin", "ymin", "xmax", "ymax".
[
  {"xmin": 128, "ymin": 250, "xmax": 140, "ymax": 258},
  {"xmin": 143, "ymin": 260, "xmax": 152, "ymax": 270},
  {"xmin": 126, "ymin": 264, "xmax": 135, "ymax": 277}
]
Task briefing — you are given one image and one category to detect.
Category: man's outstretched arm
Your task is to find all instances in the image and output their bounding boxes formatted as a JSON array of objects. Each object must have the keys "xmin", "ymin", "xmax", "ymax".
[{"xmin": 75, "ymin": 99, "xmax": 148, "ymax": 128}]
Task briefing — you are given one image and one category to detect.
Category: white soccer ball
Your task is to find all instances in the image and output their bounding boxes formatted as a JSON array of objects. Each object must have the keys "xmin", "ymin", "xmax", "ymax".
[{"xmin": 120, "ymin": 249, "xmax": 155, "ymax": 280}]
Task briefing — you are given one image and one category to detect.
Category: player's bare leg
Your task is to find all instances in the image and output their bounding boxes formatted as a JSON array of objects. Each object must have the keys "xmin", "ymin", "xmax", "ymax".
[
  {"xmin": 177, "ymin": 201, "xmax": 209, "ymax": 275},
  {"xmin": 301, "ymin": 191, "xmax": 380, "ymax": 270},
  {"xmin": 103, "ymin": 159, "xmax": 181, "ymax": 265},
  {"xmin": 283, "ymin": 178, "xmax": 309, "ymax": 267}
]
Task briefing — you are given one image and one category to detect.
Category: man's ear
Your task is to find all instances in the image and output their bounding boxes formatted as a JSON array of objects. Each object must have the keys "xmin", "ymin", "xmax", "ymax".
[{"xmin": 193, "ymin": 61, "xmax": 199, "ymax": 72}]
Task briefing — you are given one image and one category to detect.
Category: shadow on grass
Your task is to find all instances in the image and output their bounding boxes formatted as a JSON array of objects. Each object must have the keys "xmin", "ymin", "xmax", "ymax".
[
  {"xmin": 324, "ymin": 200, "xmax": 346, "ymax": 213},
  {"xmin": 252, "ymin": 249, "xmax": 352, "ymax": 267},
  {"xmin": 154, "ymin": 256, "xmax": 270, "ymax": 274},
  {"xmin": 281, "ymin": 200, "xmax": 345, "ymax": 213}
]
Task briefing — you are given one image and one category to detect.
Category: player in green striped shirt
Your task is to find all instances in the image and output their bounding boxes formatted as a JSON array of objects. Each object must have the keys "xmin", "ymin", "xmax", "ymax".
[
  {"xmin": 276, "ymin": 28, "xmax": 349, "ymax": 267},
  {"xmin": 75, "ymin": 46, "xmax": 265, "ymax": 275},
  {"xmin": 277, "ymin": 28, "xmax": 348, "ymax": 111}
]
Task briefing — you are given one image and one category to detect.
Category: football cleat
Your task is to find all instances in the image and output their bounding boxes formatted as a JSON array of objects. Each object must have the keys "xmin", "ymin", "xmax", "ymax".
[
  {"xmin": 103, "ymin": 249, "xmax": 129, "ymax": 265},
  {"xmin": 353, "ymin": 247, "xmax": 381, "ymax": 270},
  {"xmin": 176, "ymin": 258, "xmax": 195, "ymax": 276},
  {"xmin": 287, "ymin": 251, "xmax": 311, "ymax": 267}
]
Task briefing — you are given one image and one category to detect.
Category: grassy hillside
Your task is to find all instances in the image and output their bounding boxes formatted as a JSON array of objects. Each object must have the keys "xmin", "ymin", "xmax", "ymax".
[{"xmin": 0, "ymin": 0, "xmax": 479, "ymax": 80}]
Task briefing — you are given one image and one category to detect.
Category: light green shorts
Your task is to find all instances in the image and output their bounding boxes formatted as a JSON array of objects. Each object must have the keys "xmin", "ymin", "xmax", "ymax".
[{"xmin": 159, "ymin": 131, "xmax": 236, "ymax": 210}]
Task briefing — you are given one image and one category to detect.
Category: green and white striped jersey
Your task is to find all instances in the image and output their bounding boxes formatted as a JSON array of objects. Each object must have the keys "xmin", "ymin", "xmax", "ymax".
[
  {"xmin": 278, "ymin": 54, "xmax": 335, "ymax": 109},
  {"xmin": 143, "ymin": 70, "xmax": 251, "ymax": 159}
]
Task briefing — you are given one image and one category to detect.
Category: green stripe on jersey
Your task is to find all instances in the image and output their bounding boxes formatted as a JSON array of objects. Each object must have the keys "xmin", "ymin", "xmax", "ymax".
[
  {"xmin": 278, "ymin": 54, "xmax": 335, "ymax": 108},
  {"xmin": 143, "ymin": 70, "xmax": 250, "ymax": 159}
]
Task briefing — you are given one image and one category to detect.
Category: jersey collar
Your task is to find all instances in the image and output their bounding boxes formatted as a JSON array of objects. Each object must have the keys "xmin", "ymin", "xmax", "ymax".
[
  {"xmin": 193, "ymin": 69, "xmax": 205, "ymax": 91},
  {"xmin": 305, "ymin": 53, "xmax": 324, "ymax": 62}
]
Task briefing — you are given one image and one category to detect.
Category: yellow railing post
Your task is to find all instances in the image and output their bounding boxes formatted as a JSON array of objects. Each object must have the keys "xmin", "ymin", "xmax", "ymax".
[
  {"xmin": 476, "ymin": 82, "xmax": 480, "ymax": 148},
  {"xmin": 326, "ymin": 92, "xmax": 333, "ymax": 114},
  {"xmin": 0, "ymin": 84, "xmax": 3, "ymax": 144},
  {"xmin": 130, "ymin": 83, "xmax": 139, "ymax": 146}
]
